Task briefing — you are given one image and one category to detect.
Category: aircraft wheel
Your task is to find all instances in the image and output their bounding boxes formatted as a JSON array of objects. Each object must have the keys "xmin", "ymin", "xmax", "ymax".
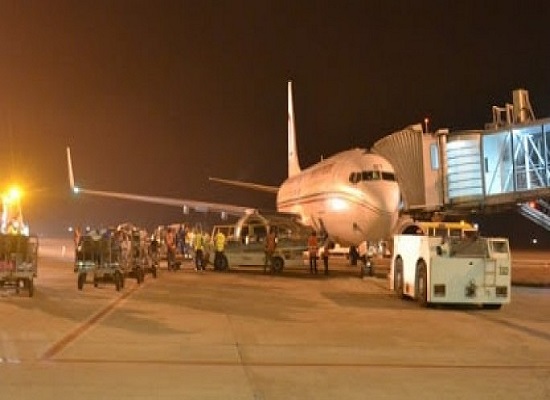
[
  {"xmin": 349, "ymin": 247, "xmax": 359, "ymax": 266},
  {"xmin": 271, "ymin": 257, "xmax": 284, "ymax": 273},
  {"xmin": 77, "ymin": 273, "xmax": 86, "ymax": 290},
  {"xmin": 28, "ymin": 278, "xmax": 34, "ymax": 297},
  {"xmin": 416, "ymin": 261, "xmax": 428, "ymax": 307},
  {"xmin": 136, "ymin": 268, "xmax": 144, "ymax": 284},
  {"xmin": 394, "ymin": 257, "xmax": 405, "ymax": 299}
]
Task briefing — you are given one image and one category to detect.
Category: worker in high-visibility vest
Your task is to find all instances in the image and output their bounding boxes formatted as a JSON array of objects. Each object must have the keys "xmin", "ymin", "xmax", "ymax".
[
  {"xmin": 165, "ymin": 228, "xmax": 176, "ymax": 271},
  {"xmin": 264, "ymin": 227, "xmax": 277, "ymax": 273},
  {"xmin": 213, "ymin": 230, "xmax": 226, "ymax": 270},
  {"xmin": 193, "ymin": 228, "xmax": 205, "ymax": 271},
  {"xmin": 307, "ymin": 230, "xmax": 319, "ymax": 274}
]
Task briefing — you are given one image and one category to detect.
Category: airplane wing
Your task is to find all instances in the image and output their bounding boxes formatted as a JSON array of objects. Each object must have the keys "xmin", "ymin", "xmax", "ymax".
[
  {"xmin": 208, "ymin": 177, "xmax": 279, "ymax": 194},
  {"xmin": 66, "ymin": 147, "xmax": 257, "ymax": 217}
]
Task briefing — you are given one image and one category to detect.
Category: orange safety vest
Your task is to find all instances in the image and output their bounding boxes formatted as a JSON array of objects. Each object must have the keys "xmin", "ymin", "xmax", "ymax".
[
  {"xmin": 307, "ymin": 235, "xmax": 318, "ymax": 256},
  {"xmin": 265, "ymin": 233, "xmax": 277, "ymax": 253}
]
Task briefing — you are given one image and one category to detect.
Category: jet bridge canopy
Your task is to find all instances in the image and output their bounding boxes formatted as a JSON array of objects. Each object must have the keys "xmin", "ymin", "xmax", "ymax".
[{"xmin": 372, "ymin": 90, "xmax": 550, "ymax": 230}]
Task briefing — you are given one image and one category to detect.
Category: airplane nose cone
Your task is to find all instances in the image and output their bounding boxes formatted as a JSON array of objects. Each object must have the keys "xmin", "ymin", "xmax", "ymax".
[{"xmin": 371, "ymin": 183, "xmax": 400, "ymax": 215}]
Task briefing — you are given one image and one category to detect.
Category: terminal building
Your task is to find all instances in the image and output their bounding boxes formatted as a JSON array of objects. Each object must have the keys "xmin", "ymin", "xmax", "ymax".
[{"xmin": 372, "ymin": 89, "xmax": 550, "ymax": 232}]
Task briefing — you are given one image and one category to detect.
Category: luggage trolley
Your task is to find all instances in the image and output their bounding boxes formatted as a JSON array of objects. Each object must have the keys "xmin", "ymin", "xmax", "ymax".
[
  {"xmin": 75, "ymin": 231, "xmax": 125, "ymax": 291},
  {"xmin": 0, "ymin": 233, "xmax": 38, "ymax": 297}
]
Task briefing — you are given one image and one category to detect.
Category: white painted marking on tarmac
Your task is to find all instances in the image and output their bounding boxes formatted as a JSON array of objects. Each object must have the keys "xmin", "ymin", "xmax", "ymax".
[{"xmin": 1, "ymin": 332, "xmax": 21, "ymax": 364}]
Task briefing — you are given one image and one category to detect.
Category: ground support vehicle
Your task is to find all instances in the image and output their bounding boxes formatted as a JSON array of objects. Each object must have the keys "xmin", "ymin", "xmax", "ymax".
[
  {"xmin": 75, "ymin": 232, "xmax": 125, "ymax": 291},
  {"xmin": 212, "ymin": 239, "xmax": 307, "ymax": 273},
  {"xmin": 390, "ymin": 234, "xmax": 511, "ymax": 308},
  {"xmin": 145, "ymin": 238, "xmax": 159, "ymax": 278},
  {"xmin": 0, "ymin": 234, "xmax": 38, "ymax": 297},
  {"xmin": 120, "ymin": 228, "xmax": 151, "ymax": 283},
  {"xmin": 210, "ymin": 212, "xmax": 310, "ymax": 273}
]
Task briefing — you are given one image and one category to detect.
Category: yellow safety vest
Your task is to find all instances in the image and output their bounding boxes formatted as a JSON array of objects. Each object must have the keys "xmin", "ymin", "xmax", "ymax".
[{"xmin": 214, "ymin": 232, "xmax": 226, "ymax": 251}]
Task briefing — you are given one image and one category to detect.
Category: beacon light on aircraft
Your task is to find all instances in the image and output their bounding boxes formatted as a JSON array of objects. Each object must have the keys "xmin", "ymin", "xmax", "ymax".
[{"xmin": 73, "ymin": 186, "xmax": 80, "ymax": 194}]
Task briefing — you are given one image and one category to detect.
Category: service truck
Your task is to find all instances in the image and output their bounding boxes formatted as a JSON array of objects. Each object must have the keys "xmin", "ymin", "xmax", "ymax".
[
  {"xmin": 390, "ymin": 234, "xmax": 511, "ymax": 308},
  {"xmin": 210, "ymin": 212, "xmax": 309, "ymax": 273}
]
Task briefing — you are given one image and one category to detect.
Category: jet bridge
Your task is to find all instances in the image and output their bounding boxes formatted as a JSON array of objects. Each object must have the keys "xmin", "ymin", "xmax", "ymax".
[{"xmin": 372, "ymin": 89, "xmax": 550, "ymax": 231}]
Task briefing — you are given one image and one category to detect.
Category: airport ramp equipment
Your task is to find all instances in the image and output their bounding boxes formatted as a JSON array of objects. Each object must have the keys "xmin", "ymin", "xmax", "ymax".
[
  {"xmin": 518, "ymin": 199, "xmax": 550, "ymax": 231},
  {"xmin": 0, "ymin": 234, "xmax": 38, "ymax": 297},
  {"xmin": 372, "ymin": 89, "xmax": 550, "ymax": 221}
]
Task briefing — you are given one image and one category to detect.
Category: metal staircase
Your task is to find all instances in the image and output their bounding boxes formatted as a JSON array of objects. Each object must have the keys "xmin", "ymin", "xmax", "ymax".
[{"xmin": 518, "ymin": 199, "xmax": 550, "ymax": 231}]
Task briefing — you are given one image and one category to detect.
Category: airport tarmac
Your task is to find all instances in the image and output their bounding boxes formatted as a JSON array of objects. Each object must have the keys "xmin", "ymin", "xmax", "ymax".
[{"xmin": 0, "ymin": 238, "xmax": 549, "ymax": 399}]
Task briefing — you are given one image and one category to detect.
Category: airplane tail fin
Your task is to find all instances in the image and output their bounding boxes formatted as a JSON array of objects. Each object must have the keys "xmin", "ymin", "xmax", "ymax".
[
  {"xmin": 66, "ymin": 146, "xmax": 75, "ymax": 191},
  {"xmin": 287, "ymin": 80, "xmax": 301, "ymax": 177}
]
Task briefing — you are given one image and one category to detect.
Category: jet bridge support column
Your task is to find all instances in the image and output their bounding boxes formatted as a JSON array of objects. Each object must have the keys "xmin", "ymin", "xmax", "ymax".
[{"xmin": 437, "ymin": 129, "xmax": 449, "ymax": 206}]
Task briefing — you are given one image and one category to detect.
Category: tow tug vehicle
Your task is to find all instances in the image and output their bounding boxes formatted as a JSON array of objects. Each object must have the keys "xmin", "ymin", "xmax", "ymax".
[{"xmin": 390, "ymin": 233, "xmax": 511, "ymax": 308}]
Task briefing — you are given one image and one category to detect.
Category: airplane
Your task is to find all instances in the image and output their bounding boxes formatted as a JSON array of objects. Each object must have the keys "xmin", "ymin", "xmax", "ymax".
[{"xmin": 67, "ymin": 81, "xmax": 401, "ymax": 249}]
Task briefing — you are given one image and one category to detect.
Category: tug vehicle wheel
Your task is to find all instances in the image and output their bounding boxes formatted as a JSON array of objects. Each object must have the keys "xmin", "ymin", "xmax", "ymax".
[
  {"xmin": 394, "ymin": 257, "xmax": 405, "ymax": 299},
  {"xmin": 416, "ymin": 261, "xmax": 428, "ymax": 307},
  {"xmin": 271, "ymin": 257, "xmax": 284, "ymax": 273}
]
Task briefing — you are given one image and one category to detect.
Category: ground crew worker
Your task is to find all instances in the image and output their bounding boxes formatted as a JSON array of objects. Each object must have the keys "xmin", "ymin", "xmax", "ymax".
[
  {"xmin": 264, "ymin": 227, "xmax": 277, "ymax": 273},
  {"xmin": 213, "ymin": 230, "xmax": 226, "ymax": 270},
  {"xmin": 73, "ymin": 226, "xmax": 82, "ymax": 247},
  {"xmin": 307, "ymin": 230, "xmax": 319, "ymax": 274},
  {"xmin": 149, "ymin": 235, "xmax": 159, "ymax": 267},
  {"xmin": 321, "ymin": 241, "xmax": 330, "ymax": 275},
  {"xmin": 193, "ymin": 228, "xmax": 205, "ymax": 271},
  {"xmin": 165, "ymin": 228, "xmax": 176, "ymax": 271}
]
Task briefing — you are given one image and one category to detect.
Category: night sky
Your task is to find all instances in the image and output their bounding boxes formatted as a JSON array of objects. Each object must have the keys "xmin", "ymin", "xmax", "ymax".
[{"xmin": 1, "ymin": 1, "xmax": 549, "ymax": 247}]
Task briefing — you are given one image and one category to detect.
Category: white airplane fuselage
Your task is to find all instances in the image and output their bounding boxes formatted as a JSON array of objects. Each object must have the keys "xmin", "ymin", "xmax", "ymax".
[{"xmin": 277, "ymin": 148, "xmax": 400, "ymax": 246}]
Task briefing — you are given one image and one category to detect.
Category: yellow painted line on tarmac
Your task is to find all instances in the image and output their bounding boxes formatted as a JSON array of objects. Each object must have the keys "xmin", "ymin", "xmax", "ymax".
[{"xmin": 40, "ymin": 282, "xmax": 143, "ymax": 361}]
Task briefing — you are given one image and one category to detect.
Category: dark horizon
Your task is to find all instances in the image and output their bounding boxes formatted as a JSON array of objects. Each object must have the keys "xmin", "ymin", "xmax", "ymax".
[{"xmin": 1, "ymin": 1, "xmax": 548, "ymax": 248}]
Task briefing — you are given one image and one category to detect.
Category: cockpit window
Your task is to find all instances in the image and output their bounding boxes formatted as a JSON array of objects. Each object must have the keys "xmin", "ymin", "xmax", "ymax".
[
  {"xmin": 349, "ymin": 170, "xmax": 396, "ymax": 184},
  {"xmin": 362, "ymin": 171, "xmax": 379, "ymax": 181},
  {"xmin": 348, "ymin": 172, "xmax": 360, "ymax": 184}
]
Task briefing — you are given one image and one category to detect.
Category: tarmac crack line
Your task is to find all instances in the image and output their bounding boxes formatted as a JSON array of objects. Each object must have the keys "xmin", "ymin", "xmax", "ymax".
[
  {"xmin": 467, "ymin": 311, "xmax": 550, "ymax": 343},
  {"xmin": 226, "ymin": 314, "xmax": 265, "ymax": 400},
  {"xmin": 40, "ymin": 283, "xmax": 142, "ymax": 361}
]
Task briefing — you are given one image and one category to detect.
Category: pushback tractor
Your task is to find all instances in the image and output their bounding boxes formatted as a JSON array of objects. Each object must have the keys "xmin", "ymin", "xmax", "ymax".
[{"xmin": 390, "ymin": 234, "xmax": 511, "ymax": 309}]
